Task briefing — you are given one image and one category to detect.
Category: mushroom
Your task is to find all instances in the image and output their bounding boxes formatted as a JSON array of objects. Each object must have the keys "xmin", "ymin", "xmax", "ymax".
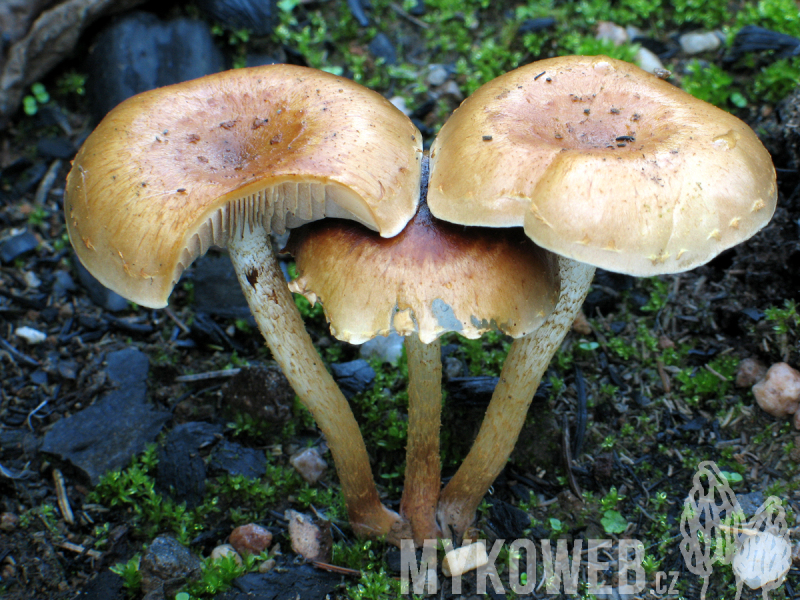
[
  {"xmin": 64, "ymin": 64, "xmax": 422, "ymax": 538},
  {"xmin": 427, "ymin": 55, "xmax": 777, "ymax": 538},
  {"xmin": 287, "ymin": 168, "xmax": 560, "ymax": 544}
]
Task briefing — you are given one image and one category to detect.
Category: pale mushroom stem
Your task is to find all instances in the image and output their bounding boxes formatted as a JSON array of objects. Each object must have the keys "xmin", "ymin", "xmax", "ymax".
[
  {"xmin": 436, "ymin": 258, "xmax": 596, "ymax": 539},
  {"xmin": 400, "ymin": 334, "xmax": 443, "ymax": 544},
  {"xmin": 227, "ymin": 225, "xmax": 400, "ymax": 539}
]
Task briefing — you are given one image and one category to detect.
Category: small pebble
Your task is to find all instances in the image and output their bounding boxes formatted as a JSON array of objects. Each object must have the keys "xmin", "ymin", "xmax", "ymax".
[
  {"xmin": 679, "ymin": 31, "xmax": 724, "ymax": 54},
  {"xmin": 0, "ymin": 512, "xmax": 19, "ymax": 532},
  {"xmin": 595, "ymin": 21, "xmax": 628, "ymax": 46},
  {"xmin": 258, "ymin": 558, "xmax": 277, "ymax": 573},
  {"xmin": 436, "ymin": 80, "xmax": 463, "ymax": 102},
  {"xmin": 635, "ymin": 47, "xmax": 664, "ymax": 74},
  {"xmin": 15, "ymin": 326, "xmax": 47, "ymax": 344},
  {"xmin": 736, "ymin": 357, "xmax": 767, "ymax": 388},
  {"xmin": 426, "ymin": 65, "xmax": 449, "ymax": 87},
  {"xmin": 229, "ymin": 523, "xmax": 273, "ymax": 556},
  {"xmin": 443, "ymin": 356, "xmax": 463, "ymax": 380},
  {"xmin": 752, "ymin": 363, "xmax": 800, "ymax": 418},
  {"xmin": 211, "ymin": 544, "xmax": 243, "ymax": 566},
  {"xmin": 286, "ymin": 510, "xmax": 332, "ymax": 563},
  {"xmin": 657, "ymin": 335, "xmax": 675, "ymax": 350},
  {"xmin": 23, "ymin": 270, "xmax": 41, "ymax": 288},
  {"xmin": 290, "ymin": 447, "xmax": 328, "ymax": 484}
]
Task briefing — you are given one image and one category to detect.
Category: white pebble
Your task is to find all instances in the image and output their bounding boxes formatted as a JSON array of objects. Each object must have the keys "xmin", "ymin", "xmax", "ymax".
[
  {"xmin": 635, "ymin": 47, "xmax": 665, "ymax": 74},
  {"xmin": 679, "ymin": 31, "xmax": 724, "ymax": 54},
  {"xmin": 15, "ymin": 326, "xmax": 47, "ymax": 344}
]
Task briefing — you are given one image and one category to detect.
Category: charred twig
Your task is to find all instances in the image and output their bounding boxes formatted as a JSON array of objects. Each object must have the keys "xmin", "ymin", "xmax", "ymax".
[
  {"xmin": 0, "ymin": 337, "xmax": 40, "ymax": 366},
  {"xmin": 573, "ymin": 366, "xmax": 587, "ymax": 457},
  {"xmin": 561, "ymin": 415, "xmax": 583, "ymax": 498}
]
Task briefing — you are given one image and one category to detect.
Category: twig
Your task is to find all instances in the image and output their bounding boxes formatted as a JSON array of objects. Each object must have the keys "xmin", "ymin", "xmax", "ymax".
[
  {"xmin": 58, "ymin": 541, "xmax": 102, "ymax": 560},
  {"xmin": 34, "ymin": 159, "xmax": 62, "ymax": 205},
  {"xmin": 53, "ymin": 469, "xmax": 74, "ymax": 525},
  {"xmin": 704, "ymin": 363, "xmax": 729, "ymax": 382},
  {"xmin": 0, "ymin": 337, "xmax": 40, "ymax": 367},
  {"xmin": 389, "ymin": 3, "xmax": 430, "ymax": 28},
  {"xmin": 312, "ymin": 561, "xmax": 362, "ymax": 577},
  {"xmin": 656, "ymin": 358, "xmax": 671, "ymax": 393},
  {"xmin": 163, "ymin": 306, "xmax": 191, "ymax": 335},
  {"xmin": 175, "ymin": 369, "xmax": 241, "ymax": 383},
  {"xmin": 27, "ymin": 399, "xmax": 49, "ymax": 431}
]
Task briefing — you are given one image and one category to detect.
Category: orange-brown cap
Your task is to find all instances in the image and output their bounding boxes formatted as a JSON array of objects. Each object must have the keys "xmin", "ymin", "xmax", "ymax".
[
  {"xmin": 286, "ymin": 202, "xmax": 560, "ymax": 344},
  {"xmin": 427, "ymin": 55, "xmax": 777, "ymax": 275},
  {"xmin": 65, "ymin": 64, "xmax": 422, "ymax": 308}
]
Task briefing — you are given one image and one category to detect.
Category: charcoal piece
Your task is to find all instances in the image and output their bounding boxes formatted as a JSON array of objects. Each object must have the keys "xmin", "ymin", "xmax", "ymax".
[
  {"xmin": 222, "ymin": 364, "xmax": 294, "ymax": 424},
  {"xmin": 76, "ymin": 570, "xmax": 126, "ymax": 600},
  {"xmin": 105, "ymin": 347, "xmax": 150, "ymax": 388},
  {"xmin": 192, "ymin": 253, "xmax": 252, "ymax": 319},
  {"xmin": 51, "ymin": 270, "xmax": 76, "ymax": 299},
  {"xmin": 740, "ymin": 307, "xmax": 764, "ymax": 321},
  {"xmin": 12, "ymin": 160, "xmax": 47, "ymax": 196},
  {"xmin": 41, "ymin": 348, "xmax": 170, "ymax": 484},
  {"xmin": 217, "ymin": 564, "xmax": 343, "ymax": 600},
  {"xmin": 518, "ymin": 16, "xmax": 556, "ymax": 33},
  {"xmin": 737, "ymin": 491, "xmax": 765, "ymax": 516},
  {"xmin": 0, "ymin": 230, "xmax": 38, "ymax": 263},
  {"xmin": 488, "ymin": 499, "xmax": 531, "ymax": 539},
  {"xmin": 74, "ymin": 258, "xmax": 129, "ymax": 312},
  {"xmin": 330, "ymin": 359, "xmax": 375, "ymax": 399},
  {"xmin": 36, "ymin": 137, "xmax": 75, "ymax": 159},
  {"xmin": 446, "ymin": 376, "xmax": 498, "ymax": 406},
  {"xmin": 368, "ymin": 32, "xmax": 397, "ymax": 65},
  {"xmin": 347, "ymin": 0, "xmax": 369, "ymax": 26},
  {"xmin": 208, "ymin": 439, "xmax": 267, "ymax": 479},
  {"xmin": 726, "ymin": 25, "xmax": 800, "ymax": 64},
  {"xmin": 195, "ymin": 0, "xmax": 277, "ymax": 37},
  {"xmin": 156, "ymin": 422, "xmax": 223, "ymax": 508},
  {"xmin": 86, "ymin": 12, "xmax": 224, "ymax": 122}
]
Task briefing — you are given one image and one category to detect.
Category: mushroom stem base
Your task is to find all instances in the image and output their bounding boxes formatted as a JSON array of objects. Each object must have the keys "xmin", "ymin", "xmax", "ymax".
[
  {"xmin": 228, "ymin": 226, "xmax": 400, "ymax": 539},
  {"xmin": 436, "ymin": 258, "xmax": 596, "ymax": 540},
  {"xmin": 400, "ymin": 334, "xmax": 443, "ymax": 545}
]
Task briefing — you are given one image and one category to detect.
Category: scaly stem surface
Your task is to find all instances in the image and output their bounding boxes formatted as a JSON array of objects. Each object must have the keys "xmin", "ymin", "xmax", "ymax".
[
  {"xmin": 228, "ymin": 226, "xmax": 400, "ymax": 538},
  {"xmin": 400, "ymin": 334, "xmax": 443, "ymax": 545},
  {"xmin": 436, "ymin": 258, "xmax": 596, "ymax": 539}
]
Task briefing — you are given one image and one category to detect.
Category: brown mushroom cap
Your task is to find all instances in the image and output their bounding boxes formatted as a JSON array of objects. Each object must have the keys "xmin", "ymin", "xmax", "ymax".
[
  {"xmin": 428, "ymin": 55, "xmax": 777, "ymax": 275},
  {"xmin": 287, "ymin": 202, "xmax": 560, "ymax": 344},
  {"xmin": 65, "ymin": 64, "xmax": 422, "ymax": 307}
]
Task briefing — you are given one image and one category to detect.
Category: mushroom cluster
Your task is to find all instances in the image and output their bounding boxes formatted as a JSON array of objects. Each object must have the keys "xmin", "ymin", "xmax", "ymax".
[{"xmin": 66, "ymin": 56, "xmax": 777, "ymax": 546}]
